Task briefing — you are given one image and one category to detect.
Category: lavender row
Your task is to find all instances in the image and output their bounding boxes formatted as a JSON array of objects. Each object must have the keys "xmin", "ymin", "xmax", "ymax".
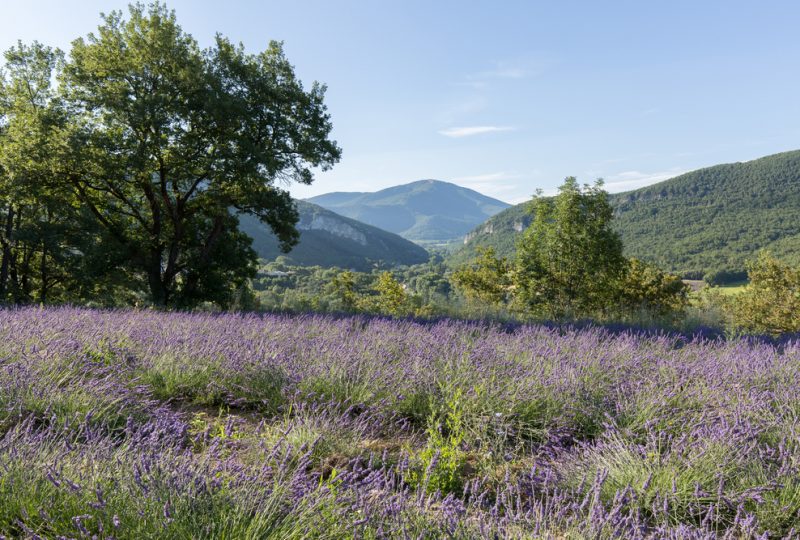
[{"xmin": 0, "ymin": 307, "xmax": 798, "ymax": 537}]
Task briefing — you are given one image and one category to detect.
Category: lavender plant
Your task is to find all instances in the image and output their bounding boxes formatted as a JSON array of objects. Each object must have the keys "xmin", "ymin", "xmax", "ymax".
[{"xmin": 0, "ymin": 306, "xmax": 797, "ymax": 537}]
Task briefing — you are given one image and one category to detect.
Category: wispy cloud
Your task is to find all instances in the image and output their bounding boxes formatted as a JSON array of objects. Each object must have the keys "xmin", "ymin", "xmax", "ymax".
[
  {"xmin": 466, "ymin": 55, "xmax": 555, "ymax": 85},
  {"xmin": 455, "ymin": 54, "xmax": 557, "ymax": 91},
  {"xmin": 460, "ymin": 66, "xmax": 523, "ymax": 90},
  {"xmin": 439, "ymin": 126, "xmax": 515, "ymax": 138},
  {"xmin": 436, "ymin": 95, "xmax": 489, "ymax": 125},
  {"xmin": 603, "ymin": 168, "xmax": 688, "ymax": 192},
  {"xmin": 473, "ymin": 64, "xmax": 526, "ymax": 81}
]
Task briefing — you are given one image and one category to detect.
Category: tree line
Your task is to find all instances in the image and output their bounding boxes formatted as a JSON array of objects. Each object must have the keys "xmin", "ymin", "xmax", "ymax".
[
  {"xmin": 0, "ymin": 2, "xmax": 340, "ymax": 308},
  {"xmin": 253, "ymin": 177, "xmax": 798, "ymax": 336}
]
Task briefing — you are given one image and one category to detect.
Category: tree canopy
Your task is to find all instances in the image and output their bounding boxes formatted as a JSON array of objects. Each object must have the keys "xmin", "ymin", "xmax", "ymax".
[
  {"xmin": 728, "ymin": 252, "xmax": 800, "ymax": 335},
  {"xmin": 515, "ymin": 178, "xmax": 625, "ymax": 319}
]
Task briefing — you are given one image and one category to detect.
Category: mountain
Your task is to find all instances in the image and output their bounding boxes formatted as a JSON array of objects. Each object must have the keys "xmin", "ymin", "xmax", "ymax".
[
  {"xmin": 306, "ymin": 180, "xmax": 511, "ymax": 245},
  {"xmin": 450, "ymin": 150, "xmax": 800, "ymax": 282},
  {"xmin": 238, "ymin": 201, "xmax": 429, "ymax": 271}
]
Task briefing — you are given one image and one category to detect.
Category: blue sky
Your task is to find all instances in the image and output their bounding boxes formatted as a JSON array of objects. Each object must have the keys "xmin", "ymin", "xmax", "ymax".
[{"xmin": 3, "ymin": 1, "xmax": 800, "ymax": 203}]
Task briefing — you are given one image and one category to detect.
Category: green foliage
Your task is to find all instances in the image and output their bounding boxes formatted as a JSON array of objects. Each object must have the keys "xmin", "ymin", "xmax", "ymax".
[
  {"xmin": 728, "ymin": 251, "xmax": 800, "ymax": 335},
  {"xmin": 451, "ymin": 179, "xmax": 688, "ymax": 323},
  {"xmin": 515, "ymin": 178, "xmax": 625, "ymax": 319},
  {"xmin": 683, "ymin": 285, "xmax": 732, "ymax": 330},
  {"xmin": 562, "ymin": 430, "xmax": 769, "ymax": 530},
  {"xmin": 329, "ymin": 270, "xmax": 359, "ymax": 311},
  {"xmin": 254, "ymin": 261, "xmax": 455, "ymax": 317},
  {"xmin": 408, "ymin": 390, "xmax": 468, "ymax": 495},
  {"xmin": 142, "ymin": 356, "xmax": 286, "ymax": 412},
  {"xmin": 364, "ymin": 271, "xmax": 411, "ymax": 316},
  {"xmin": 253, "ymin": 263, "xmax": 351, "ymax": 313},
  {"xmin": 298, "ymin": 370, "xmax": 378, "ymax": 406},
  {"xmin": 230, "ymin": 282, "xmax": 262, "ymax": 311},
  {"xmin": 451, "ymin": 247, "xmax": 512, "ymax": 305},
  {"xmin": 615, "ymin": 258, "xmax": 690, "ymax": 319},
  {"xmin": 703, "ymin": 268, "xmax": 748, "ymax": 287},
  {"xmin": 0, "ymin": 42, "xmax": 112, "ymax": 304}
]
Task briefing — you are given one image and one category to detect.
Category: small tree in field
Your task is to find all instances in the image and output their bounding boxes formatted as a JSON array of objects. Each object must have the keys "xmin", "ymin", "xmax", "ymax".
[
  {"xmin": 515, "ymin": 178, "xmax": 625, "ymax": 319},
  {"xmin": 371, "ymin": 271, "xmax": 410, "ymax": 316},
  {"xmin": 330, "ymin": 270, "xmax": 359, "ymax": 312},
  {"xmin": 450, "ymin": 247, "xmax": 512, "ymax": 306},
  {"xmin": 729, "ymin": 252, "xmax": 800, "ymax": 335},
  {"xmin": 615, "ymin": 258, "xmax": 689, "ymax": 319},
  {"xmin": 351, "ymin": 271, "xmax": 411, "ymax": 316}
]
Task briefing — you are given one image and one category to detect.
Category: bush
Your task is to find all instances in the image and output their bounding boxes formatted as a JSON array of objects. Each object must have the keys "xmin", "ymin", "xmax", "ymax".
[
  {"xmin": 407, "ymin": 390, "xmax": 467, "ymax": 495},
  {"xmin": 615, "ymin": 258, "xmax": 689, "ymax": 320},
  {"xmin": 729, "ymin": 252, "xmax": 800, "ymax": 335}
]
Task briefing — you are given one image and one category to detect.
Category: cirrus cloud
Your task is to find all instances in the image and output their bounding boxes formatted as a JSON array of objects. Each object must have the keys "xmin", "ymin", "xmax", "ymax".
[{"xmin": 438, "ymin": 126, "xmax": 515, "ymax": 138}]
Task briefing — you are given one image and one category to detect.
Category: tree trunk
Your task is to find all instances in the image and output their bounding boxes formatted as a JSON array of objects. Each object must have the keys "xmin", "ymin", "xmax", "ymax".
[
  {"xmin": 8, "ymin": 207, "xmax": 26, "ymax": 303},
  {"xmin": 180, "ymin": 215, "xmax": 225, "ymax": 304},
  {"xmin": 0, "ymin": 205, "xmax": 15, "ymax": 300},
  {"xmin": 39, "ymin": 242, "xmax": 48, "ymax": 304},
  {"xmin": 147, "ymin": 253, "xmax": 168, "ymax": 307},
  {"xmin": 19, "ymin": 246, "xmax": 33, "ymax": 304}
]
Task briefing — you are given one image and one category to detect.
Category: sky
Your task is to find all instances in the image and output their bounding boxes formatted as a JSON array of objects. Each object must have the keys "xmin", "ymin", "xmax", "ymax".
[{"xmin": 2, "ymin": 1, "xmax": 800, "ymax": 204}]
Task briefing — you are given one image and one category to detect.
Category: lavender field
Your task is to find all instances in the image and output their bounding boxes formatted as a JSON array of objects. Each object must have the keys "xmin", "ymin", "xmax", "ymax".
[{"xmin": 0, "ymin": 308, "xmax": 798, "ymax": 538}]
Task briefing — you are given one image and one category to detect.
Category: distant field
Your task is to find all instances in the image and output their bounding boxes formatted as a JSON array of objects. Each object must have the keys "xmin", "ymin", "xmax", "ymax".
[
  {"xmin": 684, "ymin": 279, "xmax": 748, "ymax": 295},
  {"xmin": 682, "ymin": 279, "xmax": 705, "ymax": 292},
  {"xmin": 716, "ymin": 282, "xmax": 748, "ymax": 295},
  {"xmin": 0, "ymin": 308, "xmax": 797, "ymax": 537}
]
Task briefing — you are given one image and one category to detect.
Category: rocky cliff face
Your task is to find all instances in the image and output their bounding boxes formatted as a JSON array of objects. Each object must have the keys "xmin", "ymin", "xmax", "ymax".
[
  {"xmin": 463, "ymin": 217, "xmax": 529, "ymax": 244},
  {"xmin": 238, "ymin": 201, "xmax": 429, "ymax": 270},
  {"xmin": 463, "ymin": 222, "xmax": 494, "ymax": 244},
  {"xmin": 298, "ymin": 214, "xmax": 367, "ymax": 246}
]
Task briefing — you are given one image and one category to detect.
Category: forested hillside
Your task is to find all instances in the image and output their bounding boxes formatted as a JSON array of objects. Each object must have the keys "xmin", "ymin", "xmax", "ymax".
[{"xmin": 452, "ymin": 150, "xmax": 800, "ymax": 281}]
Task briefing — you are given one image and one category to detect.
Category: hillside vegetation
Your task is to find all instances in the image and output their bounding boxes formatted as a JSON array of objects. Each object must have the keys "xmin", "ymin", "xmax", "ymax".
[
  {"xmin": 239, "ymin": 201, "xmax": 429, "ymax": 270},
  {"xmin": 452, "ymin": 150, "xmax": 800, "ymax": 280},
  {"xmin": 308, "ymin": 179, "xmax": 510, "ymax": 244}
]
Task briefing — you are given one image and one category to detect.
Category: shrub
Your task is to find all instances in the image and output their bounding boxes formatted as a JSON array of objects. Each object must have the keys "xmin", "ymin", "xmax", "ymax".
[
  {"xmin": 729, "ymin": 252, "xmax": 800, "ymax": 335},
  {"xmin": 407, "ymin": 390, "xmax": 468, "ymax": 495},
  {"xmin": 704, "ymin": 268, "xmax": 748, "ymax": 286},
  {"xmin": 615, "ymin": 258, "xmax": 690, "ymax": 320}
]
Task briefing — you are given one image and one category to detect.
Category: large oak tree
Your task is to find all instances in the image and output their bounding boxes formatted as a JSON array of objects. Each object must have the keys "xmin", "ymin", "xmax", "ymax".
[{"xmin": 56, "ymin": 2, "xmax": 340, "ymax": 307}]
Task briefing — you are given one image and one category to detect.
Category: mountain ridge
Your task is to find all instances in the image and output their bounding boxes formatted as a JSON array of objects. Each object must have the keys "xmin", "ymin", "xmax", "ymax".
[{"xmin": 307, "ymin": 179, "xmax": 511, "ymax": 244}]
